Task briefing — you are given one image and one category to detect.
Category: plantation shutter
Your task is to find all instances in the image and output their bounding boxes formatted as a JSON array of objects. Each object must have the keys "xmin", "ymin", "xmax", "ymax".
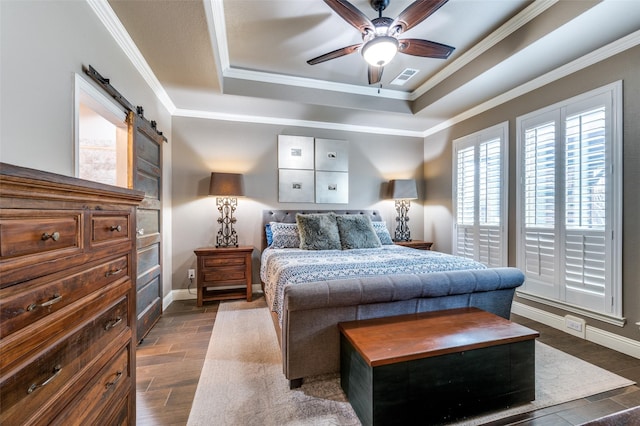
[
  {"xmin": 522, "ymin": 118, "xmax": 558, "ymax": 298},
  {"xmin": 453, "ymin": 122, "xmax": 507, "ymax": 267},
  {"xmin": 478, "ymin": 139, "xmax": 502, "ymax": 266},
  {"xmin": 516, "ymin": 82, "xmax": 621, "ymax": 317},
  {"xmin": 563, "ymin": 106, "xmax": 608, "ymax": 309},
  {"xmin": 456, "ymin": 146, "xmax": 475, "ymax": 259}
]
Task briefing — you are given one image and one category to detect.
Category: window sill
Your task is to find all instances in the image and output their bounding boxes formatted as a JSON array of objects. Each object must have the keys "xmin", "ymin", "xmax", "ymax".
[{"xmin": 515, "ymin": 290, "xmax": 626, "ymax": 327}]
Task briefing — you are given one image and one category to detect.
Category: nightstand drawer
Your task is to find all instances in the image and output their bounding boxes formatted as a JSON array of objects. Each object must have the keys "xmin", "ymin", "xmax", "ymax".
[
  {"xmin": 204, "ymin": 266, "xmax": 246, "ymax": 282},
  {"xmin": 203, "ymin": 255, "xmax": 246, "ymax": 268}
]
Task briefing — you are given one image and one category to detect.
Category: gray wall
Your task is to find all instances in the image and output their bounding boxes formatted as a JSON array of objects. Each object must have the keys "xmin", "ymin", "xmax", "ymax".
[
  {"xmin": 170, "ymin": 116, "xmax": 425, "ymax": 289},
  {"xmin": 424, "ymin": 45, "xmax": 640, "ymax": 340},
  {"xmin": 1, "ymin": 1, "xmax": 174, "ymax": 298}
]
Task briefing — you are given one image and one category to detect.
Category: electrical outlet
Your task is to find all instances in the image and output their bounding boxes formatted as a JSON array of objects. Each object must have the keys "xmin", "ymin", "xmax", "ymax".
[
  {"xmin": 188, "ymin": 269, "xmax": 195, "ymax": 279},
  {"xmin": 564, "ymin": 315, "xmax": 586, "ymax": 338}
]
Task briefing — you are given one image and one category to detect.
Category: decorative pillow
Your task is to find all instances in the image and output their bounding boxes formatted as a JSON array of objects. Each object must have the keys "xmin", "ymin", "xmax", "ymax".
[
  {"xmin": 371, "ymin": 221, "xmax": 394, "ymax": 245},
  {"xmin": 265, "ymin": 223, "xmax": 273, "ymax": 246},
  {"xmin": 336, "ymin": 214, "xmax": 382, "ymax": 249},
  {"xmin": 269, "ymin": 222, "xmax": 300, "ymax": 248},
  {"xmin": 296, "ymin": 213, "xmax": 341, "ymax": 250}
]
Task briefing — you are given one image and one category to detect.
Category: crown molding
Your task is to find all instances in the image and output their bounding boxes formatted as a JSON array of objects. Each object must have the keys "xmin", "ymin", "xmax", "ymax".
[
  {"xmin": 92, "ymin": 0, "xmax": 639, "ymax": 139},
  {"xmin": 86, "ymin": 0, "xmax": 176, "ymax": 115},
  {"xmin": 224, "ymin": 68, "xmax": 412, "ymax": 100},
  {"xmin": 412, "ymin": 0, "xmax": 558, "ymax": 100},
  {"xmin": 423, "ymin": 28, "xmax": 640, "ymax": 138},
  {"xmin": 173, "ymin": 108, "xmax": 424, "ymax": 138}
]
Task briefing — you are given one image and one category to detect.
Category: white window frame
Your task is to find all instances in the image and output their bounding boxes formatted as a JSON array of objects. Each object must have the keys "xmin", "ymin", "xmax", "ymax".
[
  {"xmin": 515, "ymin": 81, "xmax": 623, "ymax": 323},
  {"xmin": 452, "ymin": 122, "xmax": 509, "ymax": 267},
  {"xmin": 73, "ymin": 73, "xmax": 128, "ymax": 182}
]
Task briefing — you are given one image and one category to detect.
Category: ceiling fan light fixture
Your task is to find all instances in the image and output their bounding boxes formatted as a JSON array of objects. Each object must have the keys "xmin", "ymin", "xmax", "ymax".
[{"xmin": 362, "ymin": 36, "xmax": 399, "ymax": 67}]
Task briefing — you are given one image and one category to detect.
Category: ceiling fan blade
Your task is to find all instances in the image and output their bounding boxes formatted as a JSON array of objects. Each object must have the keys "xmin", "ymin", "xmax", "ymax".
[
  {"xmin": 323, "ymin": 0, "xmax": 374, "ymax": 35},
  {"xmin": 398, "ymin": 38, "xmax": 455, "ymax": 59},
  {"xmin": 368, "ymin": 65, "xmax": 383, "ymax": 85},
  {"xmin": 307, "ymin": 43, "xmax": 362, "ymax": 65},
  {"xmin": 390, "ymin": 0, "xmax": 449, "ymax": 35}
]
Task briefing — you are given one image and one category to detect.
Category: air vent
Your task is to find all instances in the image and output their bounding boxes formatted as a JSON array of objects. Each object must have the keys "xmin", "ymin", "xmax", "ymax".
[{"xmin": 390, "ymin": 68, "xmax": 419, "ymax": 86}]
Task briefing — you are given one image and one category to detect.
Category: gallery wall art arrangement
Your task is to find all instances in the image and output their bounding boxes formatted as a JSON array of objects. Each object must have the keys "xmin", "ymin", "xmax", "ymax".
[{"xmin": 277, "ymin": 135, "xmax": 349, "ymax": 203}]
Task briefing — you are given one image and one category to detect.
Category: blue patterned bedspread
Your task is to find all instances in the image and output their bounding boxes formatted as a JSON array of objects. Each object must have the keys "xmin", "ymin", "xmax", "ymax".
[{"xmin": 260, "ymin": 245, "xmax": 487, "ymax": 321}]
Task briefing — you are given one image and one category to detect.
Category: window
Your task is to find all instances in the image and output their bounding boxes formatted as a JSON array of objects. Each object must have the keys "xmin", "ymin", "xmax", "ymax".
[
  {"xmin": 74, "ymin": 74, "xmax": 128, "ymax": 187},
  {"xmin": 516, "ymin": 82, "xmax": 622, "ymax": 318},
  {"xmin": 453, "ymin": 122, "xmax": 508, "ymax": 267}
]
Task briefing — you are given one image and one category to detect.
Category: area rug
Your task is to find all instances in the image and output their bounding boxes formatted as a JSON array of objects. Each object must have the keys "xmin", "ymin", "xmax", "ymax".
[{"xmin": 187, "ymin": 299, "xmax": 634, "ymax": 426}]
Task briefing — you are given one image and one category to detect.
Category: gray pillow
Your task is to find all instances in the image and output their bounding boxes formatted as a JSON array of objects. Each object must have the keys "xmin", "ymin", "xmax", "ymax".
[
  {"xmin": 336, "ymin": 214, "xmax": 382, "ymax": 249},
  {"xmin": 296, "ymin": 213, "xmax": 341, "ymax": 250}
]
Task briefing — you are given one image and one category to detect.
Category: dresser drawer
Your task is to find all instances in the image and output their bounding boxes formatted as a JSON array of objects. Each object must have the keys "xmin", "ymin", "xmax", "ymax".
[
  {"xmin": 0, "ymin": 296, "xmax": 130, "ymax": 425},
  {"xmin": 0, "ymin": 255, "xmax": 129, "ymax": 339},
  {"xmin": 0, "ymin": 212, "xmax": 82, "ymax": 260},
  {"xmin": 91, "ymin": 213, "xmax": 131, "ymax": 246},
  {"xmin": 52, "ymin": 345, "xmax": 131, "ymax": 426}
]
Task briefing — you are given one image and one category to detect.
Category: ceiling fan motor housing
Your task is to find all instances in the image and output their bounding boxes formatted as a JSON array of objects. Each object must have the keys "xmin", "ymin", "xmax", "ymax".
[{"xmin": 370, "ymin": 0, "xmax": 390, "ymax": 12}]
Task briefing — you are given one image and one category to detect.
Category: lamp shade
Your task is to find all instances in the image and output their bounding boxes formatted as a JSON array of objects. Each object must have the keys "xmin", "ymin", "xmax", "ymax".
[
  {"xmin": 209, "ymin": 172, "xmax": 245, "ymax": 197},
  {"xmin": 389, "ymin": 179, "xmax": 417, "ymax": 200}
]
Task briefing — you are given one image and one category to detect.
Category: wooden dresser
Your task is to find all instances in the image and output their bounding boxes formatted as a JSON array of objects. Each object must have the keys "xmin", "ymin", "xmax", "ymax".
[{"xmin": 0, "ymin": 163, "xmax": 144, "ymax": 425}]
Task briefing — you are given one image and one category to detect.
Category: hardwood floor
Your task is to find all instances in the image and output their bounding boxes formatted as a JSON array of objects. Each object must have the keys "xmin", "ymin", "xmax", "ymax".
[
  {"xmin": 136, "ymin": 299, "xmax": 219, "ymax": 425},
  {"xmin": 135, "ymin": 299, "xmax": 640, "ymax": 425}
]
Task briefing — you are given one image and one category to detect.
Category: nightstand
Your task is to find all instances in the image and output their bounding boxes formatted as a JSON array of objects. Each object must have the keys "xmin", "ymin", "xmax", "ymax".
[
  {"xmin": 193, "ymin": 246, "xmax": 253, "ymax": 306},
  {"xmin": 394, "ymin": 240, "xmax": 434, "ymax": 251}
]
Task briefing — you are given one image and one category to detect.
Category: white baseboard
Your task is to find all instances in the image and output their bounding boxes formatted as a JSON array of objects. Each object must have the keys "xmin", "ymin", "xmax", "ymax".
[{"xmin": 512, "ymin": 301, "xmax": 640, "ymax": 359}]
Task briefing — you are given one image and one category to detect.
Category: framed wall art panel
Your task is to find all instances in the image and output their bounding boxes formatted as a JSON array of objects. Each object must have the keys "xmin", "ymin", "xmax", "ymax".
[
  {"xmin": 278, "ymin": 135, "xmax": 314, "ymax": 170},
  {"xmin": 316, "ymin": 171, "xmax": 348, "ymax": 204},
  {"xmin": 315, "ymin": 138, "xmax": 348, "ymax": 172},
  {"xmin": 279, "ymin": 169, "xmax": 315, "ymax": 202}
]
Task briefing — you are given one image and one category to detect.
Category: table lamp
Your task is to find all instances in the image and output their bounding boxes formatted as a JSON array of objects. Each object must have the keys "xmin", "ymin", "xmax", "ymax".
[
  {"xmin": 389, "ymin": 179, "xmax": 417, "ymax": 242},
  {"xmin": 209, "ymin": 172, "xmax": 244, "ymax": 247}
]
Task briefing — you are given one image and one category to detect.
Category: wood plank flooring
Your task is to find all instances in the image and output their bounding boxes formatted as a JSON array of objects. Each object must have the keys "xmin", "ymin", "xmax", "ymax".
[{"xmin": 136, "ymin": 298, "xmax": 640, "ymax": 425}]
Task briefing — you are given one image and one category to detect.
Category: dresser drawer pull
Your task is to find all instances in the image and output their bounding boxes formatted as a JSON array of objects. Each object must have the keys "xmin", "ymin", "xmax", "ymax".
[
  {"xmin": 27, "ymin": 294, "xmax": 63, "ymax": 311},
  {"xmin": 105, "ymin": 371, "xmax": 123, "ymax": 389},
  {"xmin": 137, "ymin": 228, "xmax": 144, "ymax": 236},
  {"xmin": 27, "ymin": 365, "xmax": 62, "ymax": 394},
  {"xmin": 104, "ymin": 317, "xmax": 123, "ymax": 331},
  {"xmin": 110, "ymin": 225, "xmax": 122, "ymax": 232},
  {"xmin": 105, "ymin": 268, "xmax": 124, "ymax": 277},
  {"xmin": 41, "ymin": 231, "xmax": 60, "ymax": 241}
]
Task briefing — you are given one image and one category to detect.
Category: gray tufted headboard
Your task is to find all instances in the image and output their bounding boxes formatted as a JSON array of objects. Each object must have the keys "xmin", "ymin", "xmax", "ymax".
[{"xmin": 261, "ymin": 209, "xmax": 383, "ymax": 251}]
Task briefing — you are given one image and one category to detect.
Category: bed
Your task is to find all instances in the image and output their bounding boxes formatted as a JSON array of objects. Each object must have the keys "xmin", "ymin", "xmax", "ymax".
[{"xmin": 260, "ymin": 210, "xmax": 525, "ymax": 388}]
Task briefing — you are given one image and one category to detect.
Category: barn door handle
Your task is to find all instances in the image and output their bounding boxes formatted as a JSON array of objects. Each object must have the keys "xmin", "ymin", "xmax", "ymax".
[{"xmin": 28, "ymin": 365, "xmax": 62, "ymax": 394}]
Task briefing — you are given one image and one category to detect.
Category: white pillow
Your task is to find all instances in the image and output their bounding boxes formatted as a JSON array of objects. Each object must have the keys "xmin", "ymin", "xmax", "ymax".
[
  {"xmin": 371, "ymin": 221, "xmax": 394, "ymax": 245},
  {"xmin": 269, "ymin": 222, "xmax": 300, "ymax": 248}
]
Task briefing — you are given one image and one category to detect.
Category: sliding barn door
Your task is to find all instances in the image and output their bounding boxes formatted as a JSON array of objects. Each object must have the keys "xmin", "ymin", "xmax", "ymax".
[{"xmin": 128, "ymin": 111, "xmax": 164, "ymax": 342}]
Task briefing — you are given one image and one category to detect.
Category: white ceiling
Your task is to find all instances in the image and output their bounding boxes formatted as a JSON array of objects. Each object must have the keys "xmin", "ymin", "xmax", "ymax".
[{"xmin": 104, "ymin": 0, "xmax": 640, "ymax": 136}]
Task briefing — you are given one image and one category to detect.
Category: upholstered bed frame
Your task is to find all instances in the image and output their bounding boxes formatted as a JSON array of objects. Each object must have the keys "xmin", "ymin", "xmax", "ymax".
[{"xmin": 260, "ymin": 209, "xmax": 525, "ymax": 388}]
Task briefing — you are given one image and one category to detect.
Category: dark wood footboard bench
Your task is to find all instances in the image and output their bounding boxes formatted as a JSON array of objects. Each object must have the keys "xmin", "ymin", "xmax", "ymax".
[{"xmin": 339, "ymin": 307, "xmax": 539, "ymax": 425}]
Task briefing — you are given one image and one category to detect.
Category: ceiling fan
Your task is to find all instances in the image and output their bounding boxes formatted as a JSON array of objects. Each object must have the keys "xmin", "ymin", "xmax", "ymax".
[{"xmin": 307, "ymin": 0, "xmax": 455, "ymax": 85}]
